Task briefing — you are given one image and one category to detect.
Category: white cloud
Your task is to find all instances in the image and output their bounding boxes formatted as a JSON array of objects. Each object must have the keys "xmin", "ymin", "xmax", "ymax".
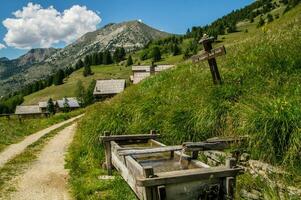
[
  {"xmin": 138, "ymin": 19, "xmax": 143, "ymax": 23},
  {"xmin": 0, "ymin": 43, "xmax": 6, "ymax": 49},
  {"xmin": 2, "ymin": 3, "xmax": 101, "ymax": 49}
]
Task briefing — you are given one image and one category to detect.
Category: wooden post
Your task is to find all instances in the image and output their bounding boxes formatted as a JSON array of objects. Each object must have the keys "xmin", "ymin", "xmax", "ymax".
[
  {"xmin": 225, "ymin": 157, "xmax": 236, "ymax": 169},
  {"xmin": 170, "ymin": 151, "xmax": 174, "ymax": 159},
  {"xmin": 192, "ymin": 151, "xmax": 199, "ymax": 159},
  {"xmin": 199, "ymin": 35, "xmax": 222, "ymax": 84},
  {"xmin": 103, "ymin": 131, "xmax": 113, "ymax": 175},
  {"xmin": 143, "ymin": 166, "xmax": 157, "ymax": 200},
  {"xmin": 224, "ymin": 157, "xmax": 236, "ymax": 199}
]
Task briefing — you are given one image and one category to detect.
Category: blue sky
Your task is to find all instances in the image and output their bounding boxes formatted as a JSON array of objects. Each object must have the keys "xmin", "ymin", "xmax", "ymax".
[{"xmin": 0, "ymin": 0, "xmax": 253, "ymax": 59}]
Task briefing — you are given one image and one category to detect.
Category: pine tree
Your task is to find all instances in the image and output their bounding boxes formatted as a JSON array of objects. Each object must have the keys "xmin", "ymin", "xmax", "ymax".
[
  {"xmin": 75, "ymin": 59, "xmax": 84, "ymax": 69},
  {"xmin": 47, "ymin": 98, "xmax": 55, "ymax": 115},
  {"xmin": 84, "ymin": 55, "xmax": 91, "ymax": 67},
  {"xmin": 113, "ymin": 47, "xmax": 126, "ymax": 63},
  {"xmin": 84, "ymin": 80, "xmax": 96, "ymax": 106},
  {"xmin": 103, "ymin": 50, "xmax": 113, "ymax": 64},
  {"xmin": 172, "ymin": 44, "xmax": 181, "ymax": 56},
  {"xmin": 267, "ymin": 14, "xmax": 274, "ymax": 22},
  {"xmin": 151, "ymin": 47, "xmax": 161, "ymax": 62},
  {"xmin": 62, "ymin": 97, "xmax": 70, "ymax": 112},
  {"xmin": 83, "ymin": 65, "xmax": 92, "ymax": 77},
  {"xmin": 126, "ymin": 55, "xmax": 133, "ymax": 66},
  {"xmin": 257, "ymin": 17, "xmax": 265, "ymax": 27},
  {"xmin": 75, "ymin": 80, "xmax": 86, "ymax": 106},
  {"xmin": 97, "ymin": 52, "xmax": 103, "ymax": 65},
  {"xmin": 54, "ymin": 69, "xmax": 64, "ymax": 85},
  {"xmin": 91, "ymin": 53, "xmax": 98, "ymax": 65}
]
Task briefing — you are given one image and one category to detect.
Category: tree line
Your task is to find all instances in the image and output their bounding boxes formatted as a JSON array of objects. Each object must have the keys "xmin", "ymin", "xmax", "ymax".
[{"xmin": 185, "ymin": 0, "xmax": 292, "ymax": 40}]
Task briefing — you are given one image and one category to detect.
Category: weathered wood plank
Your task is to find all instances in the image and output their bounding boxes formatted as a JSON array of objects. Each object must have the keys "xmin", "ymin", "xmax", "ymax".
[
  {"xmin": 136, "ymin": 167, "xmax": 242, "ymax": 187},
  {"xmin": 111, "ymin": 142, "xmax": 145, "ymax": 199},
  {"xmin": 206, "ymin": 136, "xmax": 249, "ymax": 143},
  {"xmin": 183, "ymin": 141, "xmax": 228, "ymax": 151},
  {"xmin": 149, "ymin": 139, "xmax": 210, "ymax": 168},
  {"xmin": 100, "ymin": 134, "xmax": 160, "ymax": 142},
  {"xmin": 191, "ymin": 46, "xmax": 226, "ymax": 63},
  {"xmin": 118, "ymin": 145, "xmax": 183, "ymax": 156}
]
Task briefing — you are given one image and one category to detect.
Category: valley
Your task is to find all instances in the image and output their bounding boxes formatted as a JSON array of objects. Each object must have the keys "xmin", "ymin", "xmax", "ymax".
[{"xmin": 0, "ymin": 0, "xmax": 300, "ymax": 200}]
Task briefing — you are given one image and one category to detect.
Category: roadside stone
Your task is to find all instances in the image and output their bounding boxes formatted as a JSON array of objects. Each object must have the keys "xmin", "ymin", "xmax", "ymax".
[{"xmin": 240, "ymin": 189, "xmax": 261, "ymax": 200}]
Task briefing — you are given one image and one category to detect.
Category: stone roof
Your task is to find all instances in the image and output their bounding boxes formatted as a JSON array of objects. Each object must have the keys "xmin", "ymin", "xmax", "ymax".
[
  {"xmin": 93, "ymin": 79, "xmax": 126, "ymax": 95},
  {"xmin": 15, "ymin": 105, "xmax": 42, "ymax": 115},
  {"xmin": 57, "ymin": 98, "xmax": 80, "ymax": 108}
]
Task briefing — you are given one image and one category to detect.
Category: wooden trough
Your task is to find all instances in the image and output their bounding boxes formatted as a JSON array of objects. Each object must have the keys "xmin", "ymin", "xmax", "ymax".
[{"xmin": 100, "ymin": 132, "xmax": 243, "ymax": 200}]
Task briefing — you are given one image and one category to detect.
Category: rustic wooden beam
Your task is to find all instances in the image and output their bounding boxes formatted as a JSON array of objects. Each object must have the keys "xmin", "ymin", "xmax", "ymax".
[
  {"xmin": 136, "ymin": 167, "xmax": 242, "ymax": 187},
  {"xmin": 183, "ymin": 141, "xmax": 228, "ymax": 151},
  {"xmin": 100, "ymin": 134, "xmax": 160, "ymax": 142},
  {"xmin": 206, "ymin": 136, "xmax": 249, "ymax": 143},
  {"xmin": 191, "ymin": 46, "xmax": 226, "ymax": 63},
  {"xmin": 118, "ymin": 145, "xmax": 183, "ymax": 156},
  {"xmin": 104, "ymin": 141, "xmax": 113, "ymax": 175}
]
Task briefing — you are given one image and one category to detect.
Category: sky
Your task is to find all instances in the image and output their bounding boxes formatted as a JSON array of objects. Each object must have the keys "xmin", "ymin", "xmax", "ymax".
[{"xmin": 0, "ymin": 0, "xmax": 253, "ymax": 59}]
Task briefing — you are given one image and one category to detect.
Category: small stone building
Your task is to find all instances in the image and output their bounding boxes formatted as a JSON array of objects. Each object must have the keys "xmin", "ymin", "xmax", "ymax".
[
  {"xmin": 15, "ymin": 105, "xmax": 44, "ymax": 118},
  {"xmin": 131, "ymin": 65, "xmax": 174, "ymax": 84},
  {"xmin": 93, "ymin": 79, "xmax": 126, "ymax": 99}
]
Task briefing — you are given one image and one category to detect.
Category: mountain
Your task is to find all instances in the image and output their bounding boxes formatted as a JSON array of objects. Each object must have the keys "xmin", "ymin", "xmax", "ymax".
[
  {"xmin": 0, "ymin": 20, "xmax": 171, "ymax": 96},
  {"xmin": 0, "ymin": 57, "xmax": 9, "ymax": 62}
]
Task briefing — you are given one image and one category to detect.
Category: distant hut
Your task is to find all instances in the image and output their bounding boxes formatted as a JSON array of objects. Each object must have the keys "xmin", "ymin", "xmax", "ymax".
[
  {"xmin": 38, "ymin": 101, "xmax": 57, "ymax": 113},
  {"xmin": 15, "ymin": 105, "xmax": 44, "ymax": 118},
  {"xmin": 93, "ymin": 79, "xmax": 126, "ymax": 99},
  {"xmin": 131, "ymin": 64, "xmax": 174, "ymax": 84},
  {"xmin": 57, "ymin": 97, "xmax": 80, "ymax": 111}
]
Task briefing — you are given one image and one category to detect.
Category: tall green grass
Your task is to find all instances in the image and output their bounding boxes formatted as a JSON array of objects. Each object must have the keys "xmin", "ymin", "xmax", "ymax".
[{"xmin": 67, "ymin": 5, "xmax": 301, "ymax": 199}]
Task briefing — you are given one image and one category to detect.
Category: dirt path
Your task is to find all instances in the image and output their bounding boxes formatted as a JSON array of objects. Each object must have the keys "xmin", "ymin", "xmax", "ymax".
[
  {"xmin": 0, "ymin": 114, "xmax": 83, "ymax": 168},
  {"xmin": 8, "ymin": 123, "xmax": 77, "ymax": 200}
]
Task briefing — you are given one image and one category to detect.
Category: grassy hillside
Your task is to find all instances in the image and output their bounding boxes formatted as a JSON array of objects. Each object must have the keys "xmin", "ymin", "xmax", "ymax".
[
  {"xmin": 23, "ymin": 65, "xmax": 131, "ymax": 105},
  {"xmin": 66, "ymin": 4, "xmax": 301, "ymax": 200}
]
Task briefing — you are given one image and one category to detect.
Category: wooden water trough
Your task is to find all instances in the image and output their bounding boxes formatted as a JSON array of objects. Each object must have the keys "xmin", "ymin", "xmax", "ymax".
[{"xmin": 100, "ymin": 132, "xmax": 243, "ymax": 200}]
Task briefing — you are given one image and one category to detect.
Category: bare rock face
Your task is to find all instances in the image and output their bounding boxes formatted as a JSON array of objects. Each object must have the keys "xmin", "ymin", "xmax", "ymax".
[
  {"xmin": 0, "ymin": 20, "xmax": 171, "ymax": 96},
  {"xmin": 17, "ymin": 48, "xmax": 58, "ymax": 66}
]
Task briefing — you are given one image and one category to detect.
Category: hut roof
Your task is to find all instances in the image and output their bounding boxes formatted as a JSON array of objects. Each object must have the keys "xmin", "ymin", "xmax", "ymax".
[
  {"xmin": 155, "ymin": 65, "xmax": 174, "ymax": 72},
  {"xmin": 57, "ymin": 97, "xmax": 80, "ymax": 108},
  {"xmin": 132, "ymin": 65, "xmax": 174, "ymax": 73},
  {"xmin": 93, "ymin": 79, "xmax": 126, "ymax": 95},
  {"xmin": 15, "ymin": 105, "xmax": 42, "ymax": 115},
  {"xmin": 38, "ymin": 101, "xmax": 57, "ymax": 108},
  {"xmin": 132, "ymin": 65, "xmax": 152, "ymax": 72}
]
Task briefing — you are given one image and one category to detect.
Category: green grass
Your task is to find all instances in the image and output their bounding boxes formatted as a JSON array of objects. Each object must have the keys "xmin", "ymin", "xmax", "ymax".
[
  {"xmin": 66, "ymin": 4, "xmax": 301, "ymax": 199},
  {"xmin": 0, "ymin": 123, "xmax": 72, "ymax": 199},
  {"xmin": 23, "ymin": 65, "xmax": 132, "ymax": 105},
  {"xmin": 0, "ymin": 109, "xmax": 83, "ymax": 152}
]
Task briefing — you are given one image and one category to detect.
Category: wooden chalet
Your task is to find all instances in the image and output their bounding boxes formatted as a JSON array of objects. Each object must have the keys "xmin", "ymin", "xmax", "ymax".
[
  {"xmin": 93, "ymin": 79, "xmax": 126, "ymax": 99},
  {"xmin": 131, "ymin": 65, "xmax": 174, "ymax": 84},
  {"xmin": 56, "ymin": 97, "xmax": 80, "ymax": 111},
  {"xmin": 38, "ymin": 101, "xmax": 57, "ymax": 113},
  {"xmin": 15, "ymin": 105, "xmax": 45, "ymax": 118}
]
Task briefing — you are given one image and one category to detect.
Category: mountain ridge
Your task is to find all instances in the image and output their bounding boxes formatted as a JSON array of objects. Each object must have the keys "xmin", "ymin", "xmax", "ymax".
[{"xmin": 0, "ymin": 20, "xmax": 171, "ymax": 96}]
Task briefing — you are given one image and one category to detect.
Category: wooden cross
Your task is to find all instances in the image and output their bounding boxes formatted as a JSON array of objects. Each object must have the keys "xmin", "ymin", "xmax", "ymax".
[{"xmin": 192, "ymin": 35, "xmax": 226, "ymax": 84}]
